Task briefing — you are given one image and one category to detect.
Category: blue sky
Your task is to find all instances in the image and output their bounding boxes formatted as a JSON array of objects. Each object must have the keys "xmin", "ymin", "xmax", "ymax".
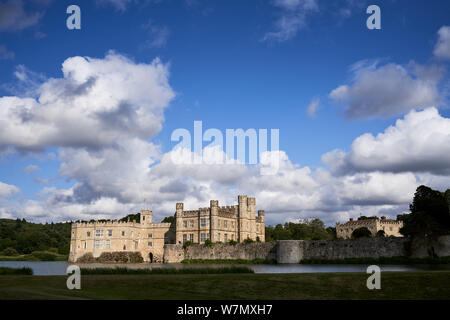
[{"xmin": 0, "ymin": 0, "xmax": 450, "ymax": 225}]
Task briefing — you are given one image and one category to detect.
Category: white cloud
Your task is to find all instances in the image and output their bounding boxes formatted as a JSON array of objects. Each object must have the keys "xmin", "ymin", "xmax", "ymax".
[
  {"xmin": 24, "ymin": 164, "xmax": 39, "ymax": 174},
  {"xmin": 329, "ymin": 61, "xmax": 441, "ymax": 119},
  {"xmin": 0, "ymin": 0, "xmax": 42, "ymax": 31},
  {"xmin": 0, "ymin": 181, "xmax": 20, "ymax": 198},
  {"xmin": 142, "ymin": 20, "xmax": 170, "ymax": 48},
  {"xmin": 306, "ymin": 98, "xmax": 319, "ymax": 118},
  {"xmin": 322, "ymin": 107, "xmax": 450, "ymax": 175},
  {"xmin": 262, "ymin": 0, "xmax": 319, "ymax": 42},
  {"xmin": 434, "ymin": 26, "xmax": 450, "ymax": 60},
  {"xmin": 0, "ymin": 52, "xmax": 175, "ymax": 153}
]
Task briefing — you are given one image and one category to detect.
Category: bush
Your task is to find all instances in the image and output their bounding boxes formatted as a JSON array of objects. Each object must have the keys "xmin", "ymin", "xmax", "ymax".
[
  {"xmin": 31, "ymin": 251, "xmax": 58, "ymax": 261},
  {"xmin": 97, "ymin": 252, "xmax": 143, "ymax": 263},
  {"xmin": 76, "ymin": 253, "xmax": 95, "ymax": 263},
  {"xmin": 243, "ymin": 237, "xmax": 254, "ymax": 243},
  {"xmin": 256, "ymin": 236, "xmax": 261, "ymax": 242},
  {"xmin": 2, "ymin": 247, "xmax": 19, "ymax": 256},
  {"xmin": 48, "ymin": 247, "xmax": 59, "ymax": 254},
  {"xmin": 182, "ymin": 240, "xmax": 192, "ymax": 249},
  {"xmin": 80, "ymin": 266, "xmax": 254, "ymax": 275},
  {"xmin": 227, "ymin": 240, "xmax": 238, "ymax": 246},
  {"xmin": 376, "ymin": 230, "xmax": 386, "ymax": 238},
  {"xmin": 204, "ymin": 239, "xmax": 213, "ymax": 247}
]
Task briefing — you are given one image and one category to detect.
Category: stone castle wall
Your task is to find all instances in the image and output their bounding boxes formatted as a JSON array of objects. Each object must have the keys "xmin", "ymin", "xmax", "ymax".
[{"xmin": 164, "ymin": 236, "xmax": 450, "ymax": 264}]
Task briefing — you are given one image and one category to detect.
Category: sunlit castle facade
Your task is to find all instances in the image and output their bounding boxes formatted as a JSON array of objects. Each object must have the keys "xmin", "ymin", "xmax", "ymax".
[{"xmin": 69, "ymin": 195, "xmax": 265, "ymax": 263}]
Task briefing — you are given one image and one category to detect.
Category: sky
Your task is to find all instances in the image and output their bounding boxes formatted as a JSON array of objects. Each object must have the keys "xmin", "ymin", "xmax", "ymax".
[{"xmin": 0, "ymin": 0, "xmax": 450, "ymax": 226}]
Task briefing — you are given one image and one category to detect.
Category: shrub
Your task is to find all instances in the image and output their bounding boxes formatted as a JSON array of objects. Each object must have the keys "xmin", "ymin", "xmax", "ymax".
[
  {"xmin": 204, "ymin": 239, "xmax": 213, "ymax": 248},
  {"xmin": 76, "ymin": 253, "xmax": 95, "ymax": 263},
  {"xmin": 243, "ymin": 237, "xmax": 254, "ymax": 243},
  {"xmin": 256, "ymin": 236, "xmax": 261, "ymax": 242},
  {"xmin": 48, "ymin": 247, "xmax": 59, "ymax": 254},
  {"xmin": 182, "ymin": 240, "xmax": 192, "ymax": 249},
  {"xmin": 31, "ymin": 251, "xmax": 58, "ymax": 261},
  {"xmin": 2, "ymin": 247, "xmax": 19, "ymax": 256},
  {"xmin": 227, "ymin": 240, "xmax": 238, "ymax": 246},
  {"xmin": 376, "ymin": 230, "xmax": 386, "ymax": 238}
]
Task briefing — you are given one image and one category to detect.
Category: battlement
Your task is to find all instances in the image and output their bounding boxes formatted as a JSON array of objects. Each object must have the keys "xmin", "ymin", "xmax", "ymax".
[{"xmin": 73, "ymin": 221, "xmax": 172, "ymax": 228}]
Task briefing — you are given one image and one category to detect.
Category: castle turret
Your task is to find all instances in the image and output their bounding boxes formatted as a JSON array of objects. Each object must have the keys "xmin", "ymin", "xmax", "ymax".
[
  {"xmin": 238, "ymin": 195, "xmax": 248, "ymax": 242},
  {"xmin": 210, "ymin": 200, "xmax": 219, "ymax": 242},
  {"xmin": 140, "ymin": 210, "xmax": 153, "ymax": 226},
  {"xmin": 175, "ymin": 203, "xmax": 184, "ymax": 244},
  {"xmin": 247, "ymin": 197, "xmax": 256, "ymax": 240}
]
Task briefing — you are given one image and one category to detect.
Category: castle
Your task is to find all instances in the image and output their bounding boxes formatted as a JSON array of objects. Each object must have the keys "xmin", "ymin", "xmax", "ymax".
[
  {"xmin": 69, "ymin": 195, "xmax": 265, "ymax": 263},
  {"xmin": 336, "ymin": 216, "xmax": 403, "ymax": 239}
]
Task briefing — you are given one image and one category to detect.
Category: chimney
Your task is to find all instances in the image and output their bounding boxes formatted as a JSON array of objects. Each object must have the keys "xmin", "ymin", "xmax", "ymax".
[{"xmin": 349, "ymin": 218, "xmax": 353, "ymax": 222}]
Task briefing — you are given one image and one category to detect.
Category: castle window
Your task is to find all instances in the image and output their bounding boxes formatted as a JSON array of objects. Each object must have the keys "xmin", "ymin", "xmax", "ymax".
[
  {"xmin": 121, "ymin": 231, "xmax": 125, "ymax": 236},
  {"xmin": 148, "ymin": 233, "xmax": 152, "ymax": 238},
  {"xmin": 142, "ymin": 216, "xmax": 145, "ymax": 221},
  {"xmin": 87, "ymin": 232, "xmax": 91, "ymax": 237},
  {"xmin": 224, "ymin": 220, "xmax": 227, "ymax": 228},
  {"xmin": 123, "ymin": 245, "xmax": 126, "ymax": 250},
  {"xmin": 218, "ymin": 220, "xmax": 221, "ymax": 227},
  {"xmin": 183, "ymin": 221, "xmax": 187, "ymax": 228},
  {"xmin": 257, "ymin": 224, "xmax": 260, "ymax": 232},
  {"xmin": 94, "ymin": 240, "xmax": 103, "ymax": 249},
  {"xmin": 189, "ymin": 234, "xmax": 194, "ymax": 242},
  {"xmin": 106, "ymin": 240, "xmax": 110, "ymax": 249},
  {"xmin": 390, "ymin": 227, "xmax": 393, "ymax": 231},
  {"xmin": 83, "ymin": 242, "xmax": 86, "ymax": 249},
  {"xmin": 224, "ymin": 233, "xmax": 228, "ymax": 242},
  {"xmin": 148, "ymin": 242, "xmax": 152, "ymax": 247},
  {"xmin": 95, "ymin": 229, "xmax": 103, "ymax": 237},
  {"xmin": 200, "ymin": 218, "xmax": 209, "ymax": 227},
  {"xmin": 218, "ymin": 233, "xmax": 221, "ymax": 241},
  {"xmin": 183, "ymin": 234, "xmax": 187, "ymax": 243},
  {"xmin": 232, "ymin": 221, "xmax": 235, "ymax": 228},
  {"xmin": 200, "ymin": 233, "xmax": 209, "ymax": 242},
  {"xmin": 190, "ymin": 220, "xmax": 194, "ymax": 228},
  {"xmin": 231, "ymin": 234, "xmax": 234, "ymax": 240},
  {"xmin": 107, "ymin": 230, "xmax": 112, "ymax": 237}
]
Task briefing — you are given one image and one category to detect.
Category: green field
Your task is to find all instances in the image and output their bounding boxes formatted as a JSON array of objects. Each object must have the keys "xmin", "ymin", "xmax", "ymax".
[{"xmin": 0, "ymin": 271, "xmax": 449, "ymax": 300}]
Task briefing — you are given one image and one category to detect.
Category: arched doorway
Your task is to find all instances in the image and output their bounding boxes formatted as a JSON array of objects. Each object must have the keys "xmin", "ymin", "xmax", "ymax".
[{"xmin": 149, "ymin": 252, "xmax": 153, "ymax": 263}]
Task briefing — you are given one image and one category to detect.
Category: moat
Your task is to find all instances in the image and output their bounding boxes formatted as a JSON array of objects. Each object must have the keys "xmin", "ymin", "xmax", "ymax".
[{"xmin": 1, "ymin": 261, "xmax": 450, "ymax": 276}]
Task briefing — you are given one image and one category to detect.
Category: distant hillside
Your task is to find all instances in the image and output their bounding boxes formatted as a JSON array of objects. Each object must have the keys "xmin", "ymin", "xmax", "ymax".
[{"xmin": 0, "ymin": 218, "xmax": 71, "ymax": 255}]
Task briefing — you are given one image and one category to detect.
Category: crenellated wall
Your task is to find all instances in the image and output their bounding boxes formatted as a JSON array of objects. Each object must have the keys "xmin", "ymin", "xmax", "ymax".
[{"xmin": 164, "ymin": 236, "xmax": 450, "ymax": 264}]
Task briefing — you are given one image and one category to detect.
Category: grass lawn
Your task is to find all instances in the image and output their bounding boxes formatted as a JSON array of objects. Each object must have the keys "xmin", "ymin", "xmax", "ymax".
[{"xmin": 0, "ymin": 271, "xmax": 449, "ymax": 300}]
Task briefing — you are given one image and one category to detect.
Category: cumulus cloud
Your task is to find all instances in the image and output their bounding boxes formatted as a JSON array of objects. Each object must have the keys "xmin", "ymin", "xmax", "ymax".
[
  {"xmin": 434, "ymin": 26, "xmax": 450, "ymax": 60},
  {"xmin": 0, "ymin": 52, "xmax": 175, "ymax": 153},
  {"xmin": 0, "ymin": 181, "xmax": 20, "ymax": 198},
  {"xmin": 329, "ymin": 60, "xmax": 442, "ymax": 119},
  {"xmin": 322, "ymin": 107, "xmax": 450, "ymax": 175},
  {"xmin": 262, "ymin": 0, "xmax": 319, "ymax": 42}
]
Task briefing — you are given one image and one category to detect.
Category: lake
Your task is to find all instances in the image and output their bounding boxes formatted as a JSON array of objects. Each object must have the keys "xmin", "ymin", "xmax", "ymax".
[{"xmin": 1, "ymin": 261, "xmax": 450, "ymax": 276}]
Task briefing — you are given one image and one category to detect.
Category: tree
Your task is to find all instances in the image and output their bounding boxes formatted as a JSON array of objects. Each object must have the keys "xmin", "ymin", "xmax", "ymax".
[
  {"xmin": 351, "ymin": 227, "xmax": 372, "ymax": 239},
  {"xmin": 375, "ymin": 230, "xmax": 386, "ymax": 238},
  {"xmin": 400, "ymin": 185, "xmax": 450, "ymax": 238},
  {"xmin": 162, "ymin": 216, "xmax": 175, "ymax": 224}
]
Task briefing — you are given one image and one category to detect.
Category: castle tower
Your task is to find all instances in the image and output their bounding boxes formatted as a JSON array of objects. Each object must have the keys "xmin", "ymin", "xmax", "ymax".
[
  {"xmin": 238, "ymin": 195, "xmax": 248, "ymax": 242},
  {"xmin": 258, "ymin": 210, "xmax": 265, "ymax": 241},
  {"xmin": 175, "ymin": 203, "xmax": 184, "ymax": 244},
  {"xmin": 247, "ymin": 197, "xmax": 256, "ymax": 240},
  {"xmin": 140, "ymin": 210, "xmax": 153, "ymax": 226},
  {"xmin": 210, "ymin": 200, "xmax": 219, "ymax": 242}
]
